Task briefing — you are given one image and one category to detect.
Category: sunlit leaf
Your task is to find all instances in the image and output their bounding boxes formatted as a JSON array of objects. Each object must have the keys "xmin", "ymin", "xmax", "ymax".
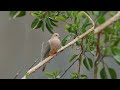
[
  {"xmin": 45, "ymin": 72, "xmax": 54, "ymax": 77},
  {"xmin": 65, "ymin": 25, "xmax": 70, "ymax": 31},
  {"xmin": 55, "ymin": 16, "xmax": 66, "ymax": 22}
]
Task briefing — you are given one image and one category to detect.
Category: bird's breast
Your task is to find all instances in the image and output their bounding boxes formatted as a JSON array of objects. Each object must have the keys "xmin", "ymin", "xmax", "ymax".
[{"xmin": 49, "ymin": 38, "xmax": 61, "ymax": 54}]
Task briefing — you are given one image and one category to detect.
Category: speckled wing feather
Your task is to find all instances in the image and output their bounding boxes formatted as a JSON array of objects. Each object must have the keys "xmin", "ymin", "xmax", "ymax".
[{"xmin": 42, "ymin": 41, "xmax": 51, "ymax": 71}]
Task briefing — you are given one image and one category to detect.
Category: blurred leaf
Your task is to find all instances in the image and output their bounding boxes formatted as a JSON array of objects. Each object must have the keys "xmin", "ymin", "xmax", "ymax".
[
  {"xmin": 100, "ymin": 67, "xmax": 108, "ymax": 79},
  {"xmin": 50, "ymin": 19, "xmax": 58, "ymax": 27},
  {"xmin": 108, "ymin": 68, "xmax": 117, "ymax": 79},
  {"xmin": 88, "ymin": 58, "xmax": 93, "ymax": 68},
  {"xmin": 45, "ymin": 72, "xmax": 54, "ymax": 77},
  {"xmin": 104, "ymin": 47, "xmax": 112, "ymax": 56},
  {"xmin": 111, "ymin": 46, "xmax": 120, "ymax": 55},
  {"xmin": 45, "ymin": 18, "xmax": 54, "ymax": 34},
  {"xmin": 83, "ymin": 58, "xmax": 90, "ymax": 71},
  {"xmin": 104, "ymin": 27, "xmax": 114, "ymax": 34},
  {"xmin": 65, "ymin": 25, "xmax": 70, "ymax": 31},
  {"xmin": 31, "ymin": 18, "xmax": 43, "ymax": 30},
  {"xmin": 76, "ymin": 11, "xmax": 83, "ymax": 24},
  {"xmin": 93, "ymin": 11, "xmax": 99, "ymax": 16},
  {"xmin": 113, "ymin": 55, "xmax": 120, "ymax": 65},
  {"xmin": 49, "ymin": 17, "xmax": 58, "ymax": 22},
  {"xmin": 76, "ymin": 40, "xmax": 81, "ymax": 46},
  {"xmin": 70, "ymin": 72, "xmax": 79, "ymax": 79},
  {"xmin": 97, "ymin": 16, "xmax": 106, "ymax": 24},
  {"xmin": 9, "ymin": 11, "xmax": 26, "ymax": 19},
  {"xmin": 69, "ymin": 54, "xmax": 78, "ymax": 63},
  {"xmin": 62, "ymin": 35, "xmax": 72, "ymax": 46},
  {"xmin": 80, "ymin": 75, "xmax": 88, "ymax": 79},
  {"xmin": 55, "ymin": 16, "xmax": 66, "ymax": 22},
  {"xmin": 25, "ymin": 73, "xmax": 29, "ymax": 78}
]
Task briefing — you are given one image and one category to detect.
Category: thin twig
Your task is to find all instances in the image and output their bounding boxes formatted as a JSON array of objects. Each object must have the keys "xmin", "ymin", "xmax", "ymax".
[
  {"xmin": 94, "ymin": 11, "xmax": 120, "ymax": 34},
  {"xmin": 13, "ymin": 69, "xmax": 22, "ymax": 79},
  {"xmin": 60, "ymin": 59, "xmax": 78, "ymax": 79},
  {"xmin": 28, "ymin": 59, "xmax": 39, "ymax": 70},
  {"xmin": 78, "ymin": 38, "xmax": 83, "ymax": 74},
  {"xmin": 21, "ymin": 12, "xmax": 120, "ymax": 79},
  {"xmin": 83, "ymin": 11, "xmax": 95, "ymax": 27}
]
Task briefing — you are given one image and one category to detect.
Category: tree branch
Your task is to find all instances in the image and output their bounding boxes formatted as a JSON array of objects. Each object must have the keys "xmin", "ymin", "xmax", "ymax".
[
  {"xmin": 21, "ymin": 11, "xmax": 120, "ymax": 79},
  {"xmin": 94, "ymin": 11, "xmax": 120, "ymax": 34}
]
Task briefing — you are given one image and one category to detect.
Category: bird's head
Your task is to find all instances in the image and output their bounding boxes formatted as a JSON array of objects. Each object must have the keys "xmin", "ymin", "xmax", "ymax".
[{"xmin": 52, "ymin": 33, "xmax": 60, "ymax": 38}]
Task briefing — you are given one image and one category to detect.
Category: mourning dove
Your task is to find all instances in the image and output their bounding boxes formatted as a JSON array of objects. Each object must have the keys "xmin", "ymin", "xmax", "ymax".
[{"xmin": 42, "ymin": 33, "xmax": 61, "ymax": 71}]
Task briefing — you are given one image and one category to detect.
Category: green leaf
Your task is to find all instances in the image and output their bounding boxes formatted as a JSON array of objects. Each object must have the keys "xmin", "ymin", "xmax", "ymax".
[
  {"xmin": 17, "ymin": 11, "xmax": 26, "ymax": 17},
  {"xmin": 45, "ymin": 18, "xmax": 54, "ymax": 34},
  {"xmin": 25, "ymin": 73, "xmax": 29, "ymax": 78},
  {"xmin": 49, "ymin": 19, "xmax": 58, "ymax": 27},
  {"xmin": 70, "ymin": 72, "xmax": 79, "ymax": 79},
  {"xmin": 69, "ymin": 54, "xmax": 78, "ymax": 63},
  {"xmin": 9, "ymin": 11, "xmax": 26, "ymax": 19},
  {"xmin": 104, "ymin": 47, "xmax": 112, "ymax": 56},
  {"xmin": 80, "ymin": 75, "xmax": 88, "ymax": 79},
  {"xmin": 98, "ymin": 16, "xmax": 106, "ymax": 24},
  {"xmin": 93, "ymin": 11, "xmax": 99, "ymax": 16},
  {"xmin": 83, "ymin": 58, "xmax": 90, "ymax": 71},
  {"xmin": 62, "ymin": 35, "xmax": 72, "ymax": 46},
  {"xmin": 88, "ymin": 58, "xmax": 93, "ymax": 68},
  {"xmin": 100, "ymin": 67, "xmax": 108, "ymax": 79},
  {"xmin": 49, "ymin": 17, "xmax": 58, "ymax": 22},
  {"xmin": 76, "ymin": 11, "xmax": 83, "ymax": 24},
  {"xmin": 45, "ymin": 72, "xmax": 54, "ymax": 78},
  {"xmin": 113, "ymin": 55, "xmax": 120, "ymax": 65},
  {"xmin": 76, "ymin": 40, "xmax": 81, "ymax": 46},
  {"xmin": 55, "ymin": 16, "xmax": 66, "ymax": 22},
  {"xmin": 65, "ymin": 25, "xmax": 70, "ymax": 31},
  {"xmin": 31, "ymin": 18, "xmax": 43, "ymax": 30},
  {"xmin": 111, "ymin": 46, "xmax": 120, "ymax": 55},
  {"xmin": 108, "ymin": 68, "xmax": 117, "ymax": 79}
]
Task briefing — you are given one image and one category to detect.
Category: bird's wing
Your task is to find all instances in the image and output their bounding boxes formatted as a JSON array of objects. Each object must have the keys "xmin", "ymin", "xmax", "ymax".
[
  {"xmin": 43, "ymin": 41, "xmax": 51, "ymax": 59},
  {"xmin": 42, "ymin": 41, "xmax": 51, "ymax": 72}
]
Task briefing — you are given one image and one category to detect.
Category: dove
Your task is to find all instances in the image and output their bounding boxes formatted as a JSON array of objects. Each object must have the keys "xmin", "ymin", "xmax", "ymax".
[{"xmin": 42, "ymin": 33, "xmax": 61, "ymax": 71}]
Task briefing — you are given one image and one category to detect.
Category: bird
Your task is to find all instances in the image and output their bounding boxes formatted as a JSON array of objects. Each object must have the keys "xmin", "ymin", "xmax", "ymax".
[{"xmin": 42, "ymin": 33, "xmax": 61, "ymax": 71}]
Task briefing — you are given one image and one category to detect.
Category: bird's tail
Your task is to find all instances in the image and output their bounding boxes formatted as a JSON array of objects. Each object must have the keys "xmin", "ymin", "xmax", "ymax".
[{"xmin": 42, "ymin": 64, "xmax": 46, "ymax": 72}]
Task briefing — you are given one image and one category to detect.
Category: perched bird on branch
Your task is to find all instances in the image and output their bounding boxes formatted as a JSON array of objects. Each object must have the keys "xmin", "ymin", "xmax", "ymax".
[{"xmin": 42, "ymin": 33, "xmax": 61, "ymax": 71}]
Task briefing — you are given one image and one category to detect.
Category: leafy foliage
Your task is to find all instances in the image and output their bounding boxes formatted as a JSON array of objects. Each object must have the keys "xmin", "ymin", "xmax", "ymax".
[
  {"xmin": 9, "ymin": 11, "xmax": 120, "ymax": 79},
  {"xmin": 45, "ymin": 70, "xmax": 61, "ymax": 79}
]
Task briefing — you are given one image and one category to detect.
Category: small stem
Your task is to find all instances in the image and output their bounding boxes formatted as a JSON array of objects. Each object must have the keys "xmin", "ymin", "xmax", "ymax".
[
  {"xmin": 13, "ymin": 69, "xmax": 22, "ymax": 79},
  {"xmin": 94, "ymin": 33, "xmax": 101, "ymax": 79},
  {"xmin": 60, "ymin": 59, "xmax": 78, "ymax": 79},
  {"xmin": 28, "ymin": 59, "xmax": 39, "ymax": 70},
  {"xmin": 78, "ymin": 38, "xmax": 83, "ymax": 74}
]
